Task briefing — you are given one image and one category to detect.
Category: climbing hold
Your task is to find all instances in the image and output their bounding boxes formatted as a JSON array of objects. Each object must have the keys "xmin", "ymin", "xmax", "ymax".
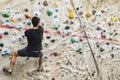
[
  {"xmin": 55, "ymin": 23, "xmax": 60, "ymax": 30},
  {"xmin": 76, "ymin": 7, "xmax": 79, "ymax": 11},
  {"xmin": 65, "ymin": 25, "xmax": 70, "ymax": 30},
  {"xmin": 76, "ymin": 48, "xmax": 81, "ymax": 53},
  {"xmin": 46, "ymin": 36, "xmax": 51, "ymax": 39},
  {"xmin": 34, "ymin": 12, "xmax": 39, "ymax": 16},
  {"xmin": 108, "ymin": 22, "xmax": 112, "ymax": 26},
  {"xmin": 9, "ymin": 17, "xmax": 16, "ymax": 22},
  {"xmin": 86, "ymin": 12, "xmax": 92, "ymax": 18},
  {"xmin": 5, "ymin": 19, "xmax": 9, "ymax": 23},
  {"xmin": 55, "ymin": 9, "xmax": 58, "ymax": 12},
  {"xmin": 43, "ymin": 0, "xmax": 48, "ymax": 6},
  {"xmin": 51, "ymin": 39, "xmax": 55, "ymax": 43},
  {"xmin": 54, "ymin": 15, "xmax": 57, "ymax": 18},
  {"xmin": 71, "ymin": 37, "xmax": 77, "ymax": 43},
  {"xmin": 2, "ymin": 49, "xmax": 11, "ymax": 56},
  {"xmin": 118, "ymin": 15, "xmax": 120, "ymax": 21},
  {"xmin": 111, "ymin": 16, "xmax": 115, "ymax": 22},
  {"xmin": 79, "ymin": 11, "xmax": 83, "ymax": 16},
  {"xmin": 2, "ymin": 11, "xmax": 11, "ymax": 18},
  {"xmin": 100, "ymin": 47, "xmax": 105, "ymax": 52},
  {"xmin": 24, "ymin": 8, "xmax": 28, "ymax": 12},
  {"xmin": 70, "ymin": 21, "xmax": 74, "ymax": 24},
  {"xmin": 53, "ymin": 52, "xmax": 59, "ymax": 57},
  {"xmin": 44, "ymin": 55, "xmax": 48, "ymax": 60},
  {"xmin": 69, "ymin": 13, "xmax": 74, "ymax": 19},
  {"xmin": 96, "ymin": 27, "xmax": 101, "ymax": 31},
  {"xmin": 44, "ymin": 41, "xmax": 49, "ymax": 46},
  {"xmin": 110, "ymin": 32, "xmax": 113, "ymax": 35},
  {"xmin": 47, "ymin": 10, "xmax": 53, "ymax": 16},
  {"xmin": 0, "ymin": 43, "xmax": 4, "ymax": 47},
  {"xmin": 101, "ymin": 10, "xmax": 107, "ymax": 14},
  {"xmin": 27, "ymin": 22, "xmax": 31, "ymax": 25},
  {"xmin": 4, "ymin": 31, "xmax": 9, "ymax": 35},
  {"xmin": 92, "ymin": 10, "xmax": 96, "ymax": 14},
  {"xmin": 52, "ymin": 77, "xmax": 55, "ymax": 80},
  {"xmin": 69, "ymin": 8, "xmax": 73, "ymax": 13},
  {"xmin": 110, "ymin": 54, "xmax": 114, "ymax": 58},
  {"xmin": 106, "ymin": 42, "xmax": 110, "ymax": 45},
  {"xmin": 16, "ymin": 25, "xmax": 23, "ymax": 29},
  {"xmin": 18, "ymin": 18, "xmax": 22, "ymax": 21}
]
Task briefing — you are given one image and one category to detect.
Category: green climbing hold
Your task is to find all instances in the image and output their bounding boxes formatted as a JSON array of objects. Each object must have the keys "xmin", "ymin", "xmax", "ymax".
[
  {"xmin": 55, "ymin": 23, "xmax": 60, "ymax": 30},
  {"xmin": 2, "ymin": 11, "xmax": 11, "ymax": 18},
  {"xmin": 100, "ymin": 47, "xmax": 105, "ymax": 52},
  {"xmin": 110, "ymin": 32, "xmax": 113, "ymax": 35},
  {"xmin": 71, "ymin": 37, "xmax": 77, "ymax": 43},
  {"xmin": 76, "ymin": 48, "xmax": 81, "ymax": 53},
  {"xmin": 47, "ymin": 9, "xmax": 53, "ymax": 16},
  {"xmin": 45, "ymin": 42, "xmax": 49, "ymax": 46}
]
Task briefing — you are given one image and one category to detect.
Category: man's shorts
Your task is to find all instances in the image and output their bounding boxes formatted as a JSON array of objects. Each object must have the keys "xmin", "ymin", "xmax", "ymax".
[{"xmin": 18, "ymin": 48, "xmax": 43, "ymax": 57}]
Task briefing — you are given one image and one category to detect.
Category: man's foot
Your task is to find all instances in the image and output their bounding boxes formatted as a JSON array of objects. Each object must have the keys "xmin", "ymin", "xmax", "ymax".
[
  {"xmin": 37, "ymin": 67, "xmax": 43, "ymax": 72},
  {"xmin": 2, "ymin": 67, "xmax": 12, "ymax": 74}
]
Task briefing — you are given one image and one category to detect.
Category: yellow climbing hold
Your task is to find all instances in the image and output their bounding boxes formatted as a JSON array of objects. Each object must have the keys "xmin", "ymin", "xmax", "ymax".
[
  {"xmin": 118, "ymin": 15, "xmax": 120, "ymax": 21},
  {"xmin": 86, "ymin": 12, "xmax": 92, "ymax": 18},
  {"xmin": 111, "ymin": 16, "xmax": 115, "ymax": 22},
  {"xmin": 9, "ymin": 17, "xmax": 16, "ymax": 22},
  {"xmin": 69, "ymin": 13, "xmax": 74, "ymax": 19},
  {"xmin": 69, "ymin": 8, "xmax": 73, "ymax": 13}
]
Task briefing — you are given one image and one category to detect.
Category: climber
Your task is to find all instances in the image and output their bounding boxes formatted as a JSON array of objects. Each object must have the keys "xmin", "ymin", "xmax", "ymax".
[{"xmin": 3, "ymin": 13, "xmax": 44, "ymax": 74}]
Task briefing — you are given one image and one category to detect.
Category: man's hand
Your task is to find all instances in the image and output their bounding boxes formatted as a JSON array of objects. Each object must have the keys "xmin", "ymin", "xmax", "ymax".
[{"xmin": 25, "ymin": 13, "xmax": 32, "ymax": 20}]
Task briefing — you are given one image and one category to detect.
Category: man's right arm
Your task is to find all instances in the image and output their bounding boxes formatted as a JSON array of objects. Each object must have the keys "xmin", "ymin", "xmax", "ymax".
[{"xmin": 25, "ymin": 13, "xmax": 32, "ymax": 20}]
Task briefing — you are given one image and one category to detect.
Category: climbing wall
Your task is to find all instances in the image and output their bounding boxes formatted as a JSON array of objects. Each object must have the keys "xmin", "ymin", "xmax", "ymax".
[{"xmin": 0, "ymin": 0, "xmax": 120, "ymax": 80}]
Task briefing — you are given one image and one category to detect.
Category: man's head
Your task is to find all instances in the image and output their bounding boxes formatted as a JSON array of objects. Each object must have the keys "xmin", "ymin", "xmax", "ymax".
[{"xmin": 32, "ymin": 17, "xmax": 40, "ymax": 27}]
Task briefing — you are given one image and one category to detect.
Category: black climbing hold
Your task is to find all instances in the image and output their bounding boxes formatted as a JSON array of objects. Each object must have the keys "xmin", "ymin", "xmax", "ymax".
[
  {"xmin": 65, "ymin": 26, "xmax": 70, "ymax": 30},
  {"xmin": 22, "ymin": 35, "xmax": 25, "ymax": 38},
  {"xmin": 24, "ymin": 8, "xmax": 28, "ymax": 12},
  {"xmin": 52, "ymin": 78, "xmax": 55, "ymax": 80},
  {"xmin": 106, "ymin": 42, "xmax": 110, "ymax": 45},
  {"xmin": 103, "ymin": 30, "xmax": 106, "ymax": 32},
  {"xmin": 96, "ymin": 45, "xmax": 99, "ymax": 48},
  {"xmin": 110, "ymin": 54, "xmax": 114, "ymax": 58},
  {"xmin": 96, "ymin": 27, "xmax": 101, "ymax": 31},
  {"xmin": 46, "ymin": 36, "xmax": 51, "ymax": 39},
  {"xmin": 112, "ymin": 47, "xmax": 114, "ymax": 49},
  {"xmin": 0, "ymin": 43, "xmax": 4, "ymax": 47},
  {"xmin": 4, "ymin": 31, "xmax": 9, "ymax": 35},
  {"xmin": 114, "ymin": 33, "xmax": 118, "ymax": 36},
  {"xmin": 76, "ymin": 7, "xmax": 79, "ymax": 11},
  {"xmin": 38, "ymin": 2, "xmax": 40, "ymax": 5},
  {"xmin": 92, "ymin": 10, "xmax": 96, "ymax": 14},
  {"xmin": 51, "ymin": 39, "xmax": 55, "ymax": 43}
]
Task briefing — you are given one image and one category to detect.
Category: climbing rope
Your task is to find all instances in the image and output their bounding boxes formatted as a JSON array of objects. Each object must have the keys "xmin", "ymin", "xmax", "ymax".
[{"xmin": 70, "ymin": 0, "xmax": 100, "ymax": 78}]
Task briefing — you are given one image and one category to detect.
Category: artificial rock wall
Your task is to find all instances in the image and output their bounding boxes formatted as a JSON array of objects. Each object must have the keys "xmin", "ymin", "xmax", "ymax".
[{"xmin": 0, "ymin": 0, "xmax": 120, "ymax": 80}]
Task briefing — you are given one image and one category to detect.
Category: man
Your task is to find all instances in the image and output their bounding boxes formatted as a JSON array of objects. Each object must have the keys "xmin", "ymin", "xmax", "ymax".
[{"xmin": 3, "ymin": 13, "xmax": 44, "ymax": 74}]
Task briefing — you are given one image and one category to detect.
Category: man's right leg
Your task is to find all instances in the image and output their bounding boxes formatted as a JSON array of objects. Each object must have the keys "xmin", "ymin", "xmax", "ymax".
[{"xmin": 38, "ymin": 54, "xmax": 44, "ymax": 71}]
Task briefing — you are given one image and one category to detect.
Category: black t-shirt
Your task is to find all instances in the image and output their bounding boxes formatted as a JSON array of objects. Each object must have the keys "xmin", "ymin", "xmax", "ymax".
[{"xmin": 25, "ymin": 26, "xmax": 44, "ymax": 51}]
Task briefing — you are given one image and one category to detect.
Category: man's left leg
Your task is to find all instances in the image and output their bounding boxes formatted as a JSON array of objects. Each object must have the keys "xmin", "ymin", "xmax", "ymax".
[{"xmin": 8, "ymin": 51, "xmax": 18, "ymax": 72}]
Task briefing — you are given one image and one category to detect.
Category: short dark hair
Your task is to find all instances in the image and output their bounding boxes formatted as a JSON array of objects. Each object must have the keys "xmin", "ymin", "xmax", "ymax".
[{"xmin": 32, "ymin": 16, "xmax": 40, "ymax": 27}]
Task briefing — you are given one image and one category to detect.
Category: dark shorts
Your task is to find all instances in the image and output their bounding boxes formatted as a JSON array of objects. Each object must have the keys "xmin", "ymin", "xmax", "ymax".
[{"xmin": 18, "ymin": 48, "xmax": 43, "ymax": 57}]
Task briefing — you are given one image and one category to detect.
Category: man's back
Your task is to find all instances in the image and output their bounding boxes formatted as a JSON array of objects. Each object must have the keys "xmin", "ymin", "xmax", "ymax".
[{"xmin": 25, "ymin": 26, "xmax": 44, "ymax": 51}]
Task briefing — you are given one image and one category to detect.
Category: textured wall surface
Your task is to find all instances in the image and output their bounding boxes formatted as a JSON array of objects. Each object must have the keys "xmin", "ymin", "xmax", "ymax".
[{"xmin": 0, "ymin": 0, "xmax": 120, "ymax": 80}]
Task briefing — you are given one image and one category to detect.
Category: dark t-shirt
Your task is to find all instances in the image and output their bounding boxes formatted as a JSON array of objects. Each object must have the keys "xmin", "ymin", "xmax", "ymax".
[{"xmin": 25, "ymin": 26, "xmax": 44, "ymax": 51}]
